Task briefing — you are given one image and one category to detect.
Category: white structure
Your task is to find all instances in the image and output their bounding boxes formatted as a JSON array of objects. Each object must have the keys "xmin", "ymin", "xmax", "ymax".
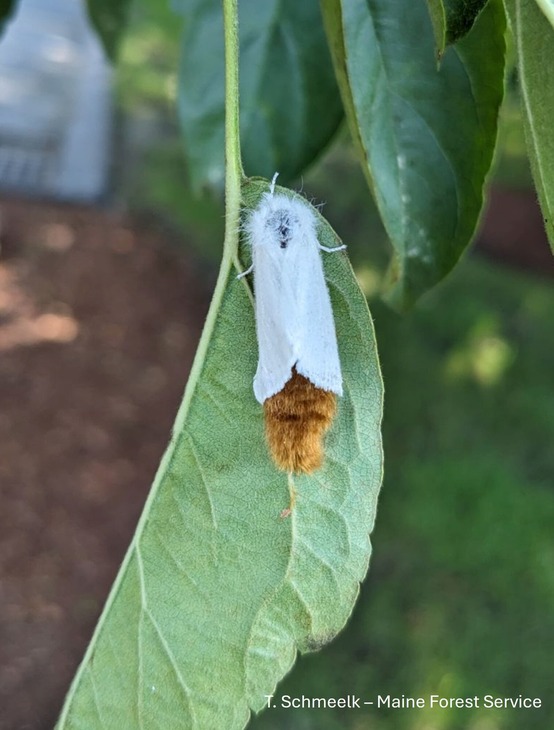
[{"xmin": 0, "ymin": 0, "xmax": 112, "ymax": 201}]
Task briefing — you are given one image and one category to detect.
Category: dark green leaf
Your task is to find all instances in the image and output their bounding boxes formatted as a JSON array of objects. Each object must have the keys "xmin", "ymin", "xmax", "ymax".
[
  {"xmin": 322, "ymin": 0, "xmax": 506, "ymax": 309},
  {"xmin": 178, "ymin": 0, "xmax": 343, "ymax": 192},
  {"xmin": 504, "ymin": 0, "xmax": 554, "ymax": 252},
  {"xmin": 426, "ymin": 0, "xmax": 488, "ymax": 55},
  {"xmin": 86, "ymin": 0, "xmax": 132, "ymax": 61},
  {"xmin": 56, "ymin": 178, "xmax": 384, "ymax": 730},
  {"xmin": 443, "ymin": 0, "xmax": 488, "ymax": 43}
]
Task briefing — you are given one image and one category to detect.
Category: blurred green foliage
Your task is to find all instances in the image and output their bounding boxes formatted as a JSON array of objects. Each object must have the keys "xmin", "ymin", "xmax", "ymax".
[
  {"xmin": 115, "ymin": 0, "xmax": 224, "ymax": 257},
  {"xmin": 112, "ymin": 4, "xmax": 553, "ymax": 728},
  {"xmin": 115, "ymin": 0, "xmax": 181, "ymax": 109}
]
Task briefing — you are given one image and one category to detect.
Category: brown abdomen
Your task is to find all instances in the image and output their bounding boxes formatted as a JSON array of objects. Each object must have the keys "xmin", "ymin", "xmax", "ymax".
[{"xmin": 263, "ymin": 368, "xmax": 337, "ymax": 474}]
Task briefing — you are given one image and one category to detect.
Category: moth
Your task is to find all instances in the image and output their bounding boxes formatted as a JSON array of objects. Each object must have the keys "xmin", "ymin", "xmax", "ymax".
[{"xmin": 240, "ymin": 175, "xmax": 345, "ymax": 474}]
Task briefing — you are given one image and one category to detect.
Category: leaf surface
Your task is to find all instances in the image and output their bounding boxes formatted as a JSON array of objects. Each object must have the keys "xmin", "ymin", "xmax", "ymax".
[
  {"xmin": 56, "ymin": 178, "xmax": 384, "ymax": 729},
  {"xmin": 504, "ymin": 0, "xmax": 554, "ymax": 251},
  {"xmin": 426, "ymin": 0, "xmax": 488, "ymax": 55},
  {"xmin": 178, "ymin": 0, "xmax": 343, "ymax": 191},
  {"xmin": 443, "ymin": 0, "xmax": 488, "ymax": 42},
  {"xmin": 322, "ymin": 0, "xmax": 506, "ymax": 309}
]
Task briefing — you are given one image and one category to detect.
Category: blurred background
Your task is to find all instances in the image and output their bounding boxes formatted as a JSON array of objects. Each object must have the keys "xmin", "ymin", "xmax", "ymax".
[{"xmin": 0, "ymin": 1, "xmax": 553, "ymax": 729}]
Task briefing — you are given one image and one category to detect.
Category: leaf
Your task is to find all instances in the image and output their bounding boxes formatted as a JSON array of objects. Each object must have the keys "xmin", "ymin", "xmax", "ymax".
[
  {"xmin": 56, "ymin": 178, "xmax": 384, "ymax": 730},
  {"xmin": 178, "ymin": 0, "xmax": 343, "ymax": 192},
  {"xmin": 321, "ymin": 0, "xmax": 506, "ymax": 310},
  {"xmin": 426, "ymin": 0, "xmax": 489, "ymax": 56},
  {"xmin": 443, "ymin": 0, "xmax": 489, "ymax": 43},
  {"xmin": 504, "ymin": 0, "xmax": 554, "ymax": 252},
  {"xmin": 86, "ymin": 0, "xmax": 132, "ymax": 61}
]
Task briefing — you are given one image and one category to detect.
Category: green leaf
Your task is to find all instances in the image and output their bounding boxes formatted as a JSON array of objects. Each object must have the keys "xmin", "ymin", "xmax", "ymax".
[
  {"xmin": 322, "ymin": 0, "xmax": 506, "ymax": 310},
  {"xmin": 504, "ymin": 0, "xmax": 554, "ymax": 252},
  {"xmin": 443, "ymin": 0, "xmax": 489, "ymax": 43},
  {"xmin": 86, "ymin": 0, "xmax": 132, "ymax": 61},
  {"xmin": 178, "ymin": 0, "xmax": 343, "ymax": 191},
  {"xmin": 56, "ymin": 178, "xmax": 384, "ymax": 730},
  {"xmin": 0, "ymin": 0, "xmax": 15, "ymax": 37},
  {"xmin": 426, "ymin": 0, "xmax": 489, "ymax": 56}
]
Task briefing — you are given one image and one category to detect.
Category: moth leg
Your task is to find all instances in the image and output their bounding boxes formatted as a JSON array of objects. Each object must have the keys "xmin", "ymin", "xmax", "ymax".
[
  {"xmin": 236, "ymin": 264, "xmax": 254, "ymax": 280},
  {"xmin": 319, "ymin": 243, "xmax": 347, "ymax": 253}
]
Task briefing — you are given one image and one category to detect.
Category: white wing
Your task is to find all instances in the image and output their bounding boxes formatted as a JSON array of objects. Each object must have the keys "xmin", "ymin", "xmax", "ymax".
[
  {"xmin": 248, "ymin": 194, "xmax": 342, "ymax": 403},
  {"xmin": 291, "ymin": 232, "xmax": 343, "ymax": 397}
]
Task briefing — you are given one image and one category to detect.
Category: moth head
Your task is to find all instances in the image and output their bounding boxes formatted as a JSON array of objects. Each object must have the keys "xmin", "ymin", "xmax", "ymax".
[{"xmin": 266, "ymin": 209, "xmax": 297, "ymax": 250}]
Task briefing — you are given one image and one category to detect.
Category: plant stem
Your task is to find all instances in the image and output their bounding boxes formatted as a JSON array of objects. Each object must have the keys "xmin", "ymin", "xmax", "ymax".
[{"xmin": 222, "ymin": 0, "xmax": 244, "ymax": 271}]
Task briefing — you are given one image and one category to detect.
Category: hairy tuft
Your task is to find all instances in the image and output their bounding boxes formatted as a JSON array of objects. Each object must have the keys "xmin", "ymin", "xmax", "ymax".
[{"xmin": 263, "ymin": 368, "xmax": 337, "ymax": 474}]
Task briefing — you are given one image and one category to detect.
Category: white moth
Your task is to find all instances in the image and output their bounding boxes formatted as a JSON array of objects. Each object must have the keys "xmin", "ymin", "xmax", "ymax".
[{"xmin": 240, "ymin": 174, "xmax": 345, "ymax": 404}]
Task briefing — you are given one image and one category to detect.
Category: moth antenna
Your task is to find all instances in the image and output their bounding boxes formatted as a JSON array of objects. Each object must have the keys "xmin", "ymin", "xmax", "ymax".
[{"xmin": 270, "ymin": 172, "xmax": 279, "ymax": 196}]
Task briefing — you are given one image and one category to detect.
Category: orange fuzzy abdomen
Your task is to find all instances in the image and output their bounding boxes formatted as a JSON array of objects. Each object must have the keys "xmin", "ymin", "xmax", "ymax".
[{"xmin": 263, "ymin": 368, "xmax": 337, "ymax": 474}]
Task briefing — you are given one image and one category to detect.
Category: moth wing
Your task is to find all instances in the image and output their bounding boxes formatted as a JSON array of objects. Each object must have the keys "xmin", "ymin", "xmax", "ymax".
[
  {"xmin": 292, "ymin": 228, "xmax": 343, "ymax": 397},
  {"xmin": 249, "ymin": 194, "xmax": 342, "ymax": 403},
  {"xmin": 252, "ymin": 242, "xmax": 299, "ymax": 403}
]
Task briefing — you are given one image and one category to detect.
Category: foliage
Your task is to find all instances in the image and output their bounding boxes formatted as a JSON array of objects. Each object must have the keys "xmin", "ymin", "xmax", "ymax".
[
  {"xmin": 177, "ymin": 0, "xmax": 343, "ymax": 193},
  {"xmin": 55, "ymin": 0, "xmax": 554, "ymax": 729},
  {"xmin": 105, "ymin": 0, "xmax": 554, "ymax": 306},
  {"xmin": 321, "ymin": 0, "xmax": 505, "ymax": 309},
  {"xmin": 56, "ymin": 174, "xmax": 383, "ymax": 728}
]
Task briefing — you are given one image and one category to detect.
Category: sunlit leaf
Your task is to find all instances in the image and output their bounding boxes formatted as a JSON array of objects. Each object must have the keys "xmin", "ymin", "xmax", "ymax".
[
  {"xmin": 322, "ymin": 0, "xmax": 506, "ymax": 309},
  {"xmin": 56, "ymin": 178, "xmax": 383, "ymax": 730}
]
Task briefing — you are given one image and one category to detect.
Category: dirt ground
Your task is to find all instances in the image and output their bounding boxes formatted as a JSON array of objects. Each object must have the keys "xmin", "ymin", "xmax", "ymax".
[
  {"xmin": 0, "ymin": 198, "xmax": 212, "ymax": 730},
  {"xmin": 0, "ymin": 188, "xmax": 551, "ymax": 730}
]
